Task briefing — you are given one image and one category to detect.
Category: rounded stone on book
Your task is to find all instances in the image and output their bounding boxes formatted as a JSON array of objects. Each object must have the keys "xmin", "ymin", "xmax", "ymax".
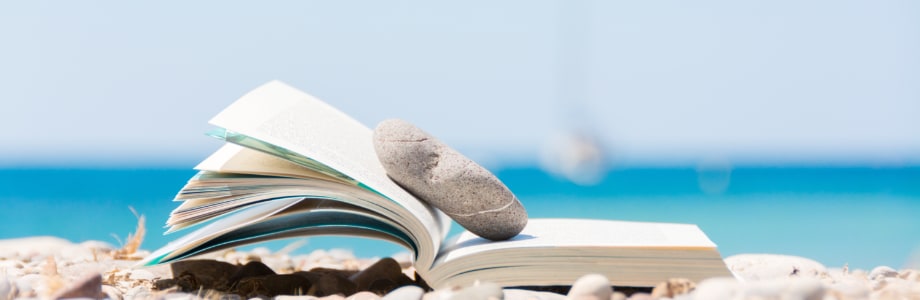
[{"xmin": 373, "ymin": 118, "xmax": 528, "ymax": 241}]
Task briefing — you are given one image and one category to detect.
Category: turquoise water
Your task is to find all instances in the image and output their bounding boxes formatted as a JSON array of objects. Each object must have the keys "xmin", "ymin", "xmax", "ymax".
[{"xmin": 1, "ymin": 166, "xmax": 918, "ymax": 270}]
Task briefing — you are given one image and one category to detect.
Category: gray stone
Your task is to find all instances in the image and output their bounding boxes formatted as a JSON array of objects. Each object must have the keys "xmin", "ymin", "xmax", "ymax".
[
  {"xmin": 449, "ymin": 281, "xmax": 503, "ymax": 300},
  {"xmin": 373, "ymin": 119, "xmax": 527, "ymax": 241},
  {"xmin": 566, "ymin": 274, "xmax": 612, "ymax": 300},
  {"xmin": 382, "ymin": 285, "xmax": 425, "ymax": 300}
]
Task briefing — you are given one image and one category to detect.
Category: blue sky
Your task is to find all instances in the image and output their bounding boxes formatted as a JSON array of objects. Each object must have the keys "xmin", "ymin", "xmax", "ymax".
[{"xmin": 1, "ymin": 1, "xmax": 918, "ymax": 167}]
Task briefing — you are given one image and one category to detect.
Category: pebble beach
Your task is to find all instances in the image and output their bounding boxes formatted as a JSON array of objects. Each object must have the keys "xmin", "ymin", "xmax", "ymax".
[{"xmin": 1, "ymin": 236, "xmax": 918, "ymax": 300}]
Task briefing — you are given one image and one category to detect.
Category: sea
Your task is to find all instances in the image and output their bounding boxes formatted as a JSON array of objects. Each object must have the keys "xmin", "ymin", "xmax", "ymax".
[{"xmin": 1, "ymin": 166, "xmax": 918, "ymax": 270}]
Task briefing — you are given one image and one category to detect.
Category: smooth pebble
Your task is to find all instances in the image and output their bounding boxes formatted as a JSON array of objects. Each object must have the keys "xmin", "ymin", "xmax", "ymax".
[
  {"xmin": 348, "ymin": 291, "xmax": 383, "ymax": 300},
  {"xmin": 503, "ymin": 289, "xmax": 566, "ymax": 300},
  {"xmin": 690, "ymin": 277, "xmax": 740, "ymax": 300},
  {"xmin": 374, "ymin": 119, "xmax": 527, "ymax": 241},
  {"xmin": 52, "ymin": 273, "xmax": 103, "ymax": 299},
  {"xmin": 0, "ymin": 275, "xmax": 13, "ymax": 300},
  {"xmin": 382, "ymin": 285, "xmax": 425, "ymax": 300},
  {"xmin": 868, "ymin": 266, "xmax": 898, "ymax": 281},
  {"xmin": 725, "ymin": 254, "xmax": 827, "ymax": 281},
  {"xmin": 566, "ymin": 274, "xmax": 612, "ymax": 300},
  {"xmin": 449, "ymin": 281, "xmax": 504, "ymax": 300},
  {"xmin": 650, "ymin": 278, "xmax": 695, "ymax": 298}
]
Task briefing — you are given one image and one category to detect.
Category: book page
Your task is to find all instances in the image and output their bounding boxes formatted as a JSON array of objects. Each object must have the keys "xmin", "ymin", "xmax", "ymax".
[
  {"xmin": 435, "ymin": 218, "xmax": 719, "ymax": 268},
  {"xmin": 206, "ymin": 81, "xmax": 449, "ymax": 270},
  {"xmin": 428, "ymin": 218, "xmax": 729, "ymax": 287},
  {"xmin": 196, "ymin": 144, "xmax": 338, "ymax": 181}
]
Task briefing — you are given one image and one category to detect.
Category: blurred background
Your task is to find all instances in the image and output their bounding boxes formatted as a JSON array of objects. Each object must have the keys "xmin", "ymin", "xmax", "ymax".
[{"xmin": 1, "ymin": 1, "xmax": 918, "ymax": 270}]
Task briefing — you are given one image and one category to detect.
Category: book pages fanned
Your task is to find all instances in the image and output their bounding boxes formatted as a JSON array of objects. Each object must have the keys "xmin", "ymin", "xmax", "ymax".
[{"xmin": 206, "ymin": 81, "xmax": 448, "ymax": 272}]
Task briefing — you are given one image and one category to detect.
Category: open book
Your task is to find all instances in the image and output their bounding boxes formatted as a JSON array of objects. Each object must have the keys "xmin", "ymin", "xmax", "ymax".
[{"xmin": 142, "ymin": 81, "xmax": 732, "ymax": 288}]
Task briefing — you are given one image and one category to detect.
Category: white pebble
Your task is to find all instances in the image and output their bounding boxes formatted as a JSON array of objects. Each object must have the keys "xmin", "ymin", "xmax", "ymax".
[
  {"xmin": 383, "ymin": 285, "xmax": 425, "ymax": 300},
  {"xmin": 690, "ymin": 277, "xmax": 740, "ymax": 300},
  {"xmin": 725, "ymin": 254, "xmax": 827, "ymax": 281},
  {"xmin": 566, "ymin": 274, "xmax": 612, "ymax": 300},
  {"xmin": 0, "ymin": 275, "xmax": 15, "ymax": 300},
  {"xmin": 503, "ymin": 289, "xmax": 566, "ymax": 300},
  {"xmin": 868, "ymin": 266, "xmax": 898, "ymax": 281}
]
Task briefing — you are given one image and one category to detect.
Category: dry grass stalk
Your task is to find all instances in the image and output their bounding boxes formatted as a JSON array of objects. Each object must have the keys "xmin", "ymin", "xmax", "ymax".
[
  {"xmin": 111, "ymin": 207, "xmax": 146, "ymax": 260},
  {"xmin": 41, "ymin": 256, "xmax": 66, "ymax": 298}
]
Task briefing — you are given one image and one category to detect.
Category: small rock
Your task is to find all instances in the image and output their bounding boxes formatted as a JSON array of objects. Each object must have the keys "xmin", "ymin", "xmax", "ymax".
[
  {"xmin": 52, "ymin": 273, "xmax": 102, "ymax": 299},
  {"xmin": 101, "ymin": 285, "xmax": 122, "ymax": 300},
  {"xmin": 690, "ymin": 277, "xmax": 740, "ymax": 300},
  {"xmin": 724, "ymin": 254, "xmax": 827, "ymax": 281},
  {"xmin": 382, "ymin": 285, "xmax": 425, "ymax": 300},
  {"xmin": 868, "ymin": 266, "xmax": 898, "ymax": 280},
  {"xmin": 566, "ymin": 274, "xmax": 612, "ymax": 300},
  {"xmin": 348, "ymin": 291, "xmax": 383, "ymax": 300},
  {"xmin": 502, "ymin": 289, "xmax": 566, "ymax": 300},
  {"xmin": 169, "ymin": 259, "xmax": 239, "ymax": 291},
  {"xmin": 234, "ymin": 274, "xmax": 312, "ymax": 298},
  {"xmin": 0, "ymin": 275, "xmax": 15, "ymax": 300},
  {"xmin": 449, "ymin": 281, "xmax": 503, "ymax": 300},
  {"xmin": 373, "ymin": 119, "xmax": 528, "ymax": 241},
  {"xmin": 349, "ymin": 258, "xmax": 413, "ymax": 294},
  {"xmin": 899, "ymin": 269, "xmax": 919, "ymax": 281},
  {"xmin": 229, "ymin": 261, "xmax": 277, "ymax": 285},
  {"xmin": 15, "ymin": 274, "xmax": 41, "ymax": 297},
  {"xmin": 310, "ymin": 273, "xmax": 357, "ymax": 297},
  {"xmin": 650, "ymin": 278, "xmax": 695, "ymax": 298},
  {"xmin": 421, "ymin": 290, "xmax": 451, "ymax": 300}
]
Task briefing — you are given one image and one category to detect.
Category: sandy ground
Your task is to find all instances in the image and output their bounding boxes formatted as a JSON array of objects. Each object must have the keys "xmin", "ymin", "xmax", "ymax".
[{"xmin": 0, "ymin": 236, "xmax": 918, "ymax": 300}]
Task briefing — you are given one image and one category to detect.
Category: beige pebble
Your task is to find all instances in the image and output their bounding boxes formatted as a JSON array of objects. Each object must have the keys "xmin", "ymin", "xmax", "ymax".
[{"xmin": 650, "ymin": 278, "xmax": 695, "ymax": 298}]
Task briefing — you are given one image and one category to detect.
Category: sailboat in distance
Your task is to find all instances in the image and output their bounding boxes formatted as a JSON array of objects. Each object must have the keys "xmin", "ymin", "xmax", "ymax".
[{"xmin": 539, "ymin": 0, "xmax": 609, "ymax": 186}]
